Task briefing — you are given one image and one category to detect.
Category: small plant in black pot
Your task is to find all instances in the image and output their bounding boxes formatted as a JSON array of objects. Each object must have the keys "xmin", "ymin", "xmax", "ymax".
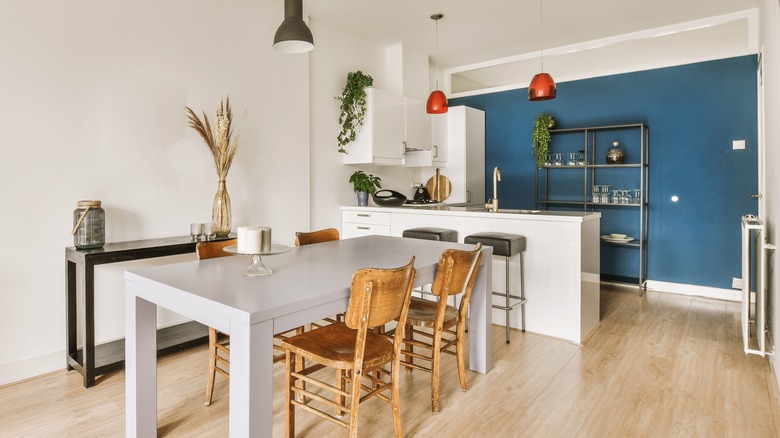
[{"xmin": 349, "ymin": 170, "xmax": 382, "ymax": 206}]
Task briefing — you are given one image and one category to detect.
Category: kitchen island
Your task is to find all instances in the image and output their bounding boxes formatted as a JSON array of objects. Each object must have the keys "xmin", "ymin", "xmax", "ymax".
[{"xmin": 341, "ymin": 205, "xmax": 601, "ymax": 344}]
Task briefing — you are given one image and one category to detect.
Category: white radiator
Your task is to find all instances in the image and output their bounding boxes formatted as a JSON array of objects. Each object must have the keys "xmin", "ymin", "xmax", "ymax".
[{"xmin": 741, "ymin": 215, "xmax": 774, "ymax": 357}]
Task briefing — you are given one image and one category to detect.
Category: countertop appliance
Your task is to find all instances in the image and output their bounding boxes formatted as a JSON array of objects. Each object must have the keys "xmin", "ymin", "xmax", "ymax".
[{"xmin": 413, "ymin": 186, "xmax": 431, "ymax": 202}]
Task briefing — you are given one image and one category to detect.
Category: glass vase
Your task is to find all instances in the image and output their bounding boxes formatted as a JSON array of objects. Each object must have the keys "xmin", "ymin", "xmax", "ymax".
[{"xmin": 212, "ymin": 180, "xmax": 232, "ymax": 237}]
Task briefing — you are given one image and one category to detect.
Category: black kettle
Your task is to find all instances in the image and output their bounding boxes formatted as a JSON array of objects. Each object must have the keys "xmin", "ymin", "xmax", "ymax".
[{"xmin": 413, "ymin": 186, "xmax": 431, "ymax": 201}]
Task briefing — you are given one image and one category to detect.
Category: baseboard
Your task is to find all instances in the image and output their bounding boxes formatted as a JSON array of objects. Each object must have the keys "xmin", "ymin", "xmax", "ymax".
[
  {"xmin": 645, "ymin": 279, "xmax": 741, "ymax": 302},
  {"xmin": 0, "ymin": 350, "xmax": 64, "ymax": 387}
]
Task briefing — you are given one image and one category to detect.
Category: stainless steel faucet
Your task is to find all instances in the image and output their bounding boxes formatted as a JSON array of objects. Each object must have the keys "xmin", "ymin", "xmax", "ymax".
[{"xmin": 485, "ymin": 166, "xmax": 501, "ymax": 212}]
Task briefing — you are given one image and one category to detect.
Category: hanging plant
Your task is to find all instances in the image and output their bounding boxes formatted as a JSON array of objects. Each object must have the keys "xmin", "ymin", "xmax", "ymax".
[
  {"xmin": 335, "ymin": 71, "xmax": 374, "ymax": 153},
  {"xmin": 532, "ymin": 113, "xmax": 553, "ymax": 168}
]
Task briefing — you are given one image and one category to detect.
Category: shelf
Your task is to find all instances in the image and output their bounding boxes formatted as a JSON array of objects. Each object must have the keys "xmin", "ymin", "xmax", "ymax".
[{"xmin": 535, "ymin": 122, "xmax": 649, "ymax": 293}]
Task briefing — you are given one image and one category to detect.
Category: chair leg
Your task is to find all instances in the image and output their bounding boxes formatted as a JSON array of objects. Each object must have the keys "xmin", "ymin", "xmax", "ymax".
[
  {"xmin": 205, "ymin": 327, "xmax": 218, "ymax": 406},
  {"xmin": 391, "ymin": 360, "xmax": 403, "ymax": 438},
  {"xmin": 347, "ymin": 368, "xmax": 362, "ymax": 438},
  {"xmin": 431, "ymin": 328, "xmax": 443, "ymax": 413},
  {"xmin": 285, "ymin": 351, "xmax": 296, "ymax": 438},
  {"xmin": 456, "ymin": 321, "xmax": 468, "ymax": 392},
  {"xmin": 336, "ymin": 369, "xmax": 346, "ymax": 416}
]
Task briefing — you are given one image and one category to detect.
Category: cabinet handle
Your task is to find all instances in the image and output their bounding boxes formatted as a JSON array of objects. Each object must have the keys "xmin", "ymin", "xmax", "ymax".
[
  {"xmin": 357, "ymin": 226, "xmax": 370, "ymax": 230},
  {"xmin": 402, "ymin": 141, "xmax": 407, "ymax": 155},
  {"xmin": 433, "ymin": 145, "xmax": 438, "ymax": 158},
  {"xmin": 467, "ymin": 190, "xmax": 471, "ymax": 202},
  {"xmin": 357, "ymin": 214, "xmax": 370, "ymax": 217}
]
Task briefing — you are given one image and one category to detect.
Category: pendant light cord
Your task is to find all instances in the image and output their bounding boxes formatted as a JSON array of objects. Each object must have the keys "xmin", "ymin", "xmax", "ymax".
[
  {"xmin": 435, "ymin": 15, "xmax": 441, "ymax": 89},
  {"xmin": 539, "ymin": 0, "xmax": 544, "ymax": 72}
]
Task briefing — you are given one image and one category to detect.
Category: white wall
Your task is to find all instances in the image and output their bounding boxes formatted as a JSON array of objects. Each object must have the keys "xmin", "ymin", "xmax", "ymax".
[
  {"xmin": 308, "ymin": 20, "xmax": 421, "ymax": 232},
  {"xmin": 0, "ymin": 0, "xmax": 311, "ymax": 384},
  {"xmin": 760, "ymin": 0, "xmax": 780, "ymax": 388}
]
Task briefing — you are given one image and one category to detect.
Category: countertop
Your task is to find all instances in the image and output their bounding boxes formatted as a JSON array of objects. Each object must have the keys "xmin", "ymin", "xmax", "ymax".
[{"xmin": 342, "ymin": 204, "xmax": 601, "ymax": 223}]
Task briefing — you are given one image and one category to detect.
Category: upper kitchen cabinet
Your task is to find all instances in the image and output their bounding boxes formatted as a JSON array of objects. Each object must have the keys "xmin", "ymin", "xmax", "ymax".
[
  {"xmin": 343, "ymin": 88, "xmax": 432, "ymax": 166},
  {"xmin": 343, "ymin": 87, "xmax": 405, "ymax": 165},
  {"xmin": 424, "ymin": 106, "xmax": 485, "ymax": 204}
]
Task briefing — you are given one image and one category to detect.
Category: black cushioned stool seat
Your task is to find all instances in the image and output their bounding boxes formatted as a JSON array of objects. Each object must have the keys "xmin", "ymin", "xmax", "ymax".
[
  {"xmin": 402, "ymin": 227, "xmax": 458, "ymax": 243},
  {"xmin": 464, "ymin": 231, "xmax": 527, "ymax": 343},
  {"xmin": 464, "ymin": 232, "xmax": 525, "ymax": 257}
]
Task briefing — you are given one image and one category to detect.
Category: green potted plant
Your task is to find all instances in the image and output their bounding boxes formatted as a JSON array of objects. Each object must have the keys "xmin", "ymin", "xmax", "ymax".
[
  {"xmin": 532, "ymin": 113, "xmax": 554, "ymax": 168},
  {"xmin": 349, "ymin": 170, "xmax": 382, "ymax": 206},
  {"xmin": 336, "ymin": 71, "xmax": 374, "ymax": 153}
]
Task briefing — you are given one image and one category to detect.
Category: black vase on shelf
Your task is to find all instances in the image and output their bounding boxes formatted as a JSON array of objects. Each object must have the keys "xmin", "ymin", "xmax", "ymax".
[{"xmin": 606, "ymin": 141, "xmax": 625, "ymax": 164}]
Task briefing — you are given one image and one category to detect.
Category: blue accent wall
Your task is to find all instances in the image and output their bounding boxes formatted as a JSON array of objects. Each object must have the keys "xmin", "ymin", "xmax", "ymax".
[{"xmin": 451, "ymin": 56, "xmax": 758, "ymax": 289}]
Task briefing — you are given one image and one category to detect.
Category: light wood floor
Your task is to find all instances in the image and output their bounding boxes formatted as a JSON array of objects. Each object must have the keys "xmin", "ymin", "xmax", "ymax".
[{"xmin": 3, "ymin": 284, "xmax": 780, "ymax": 437}]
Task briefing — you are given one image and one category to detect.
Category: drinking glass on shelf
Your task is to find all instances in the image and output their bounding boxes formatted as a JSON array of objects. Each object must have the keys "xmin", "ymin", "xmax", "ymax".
[
  {"xmin": 592, "ymin": 185, "xmax": 601, "ymax": 203},
  {"xmin": 611, "ymin": 189, "xmax": 621, "ymax": 204},
  {"xmin": 552, "ymin": 153, "xmax": 564, "ymax": 166},
  {"xmin": 204, "ymin": 223, "xmax": 216, "ymax": 240},
  {"xmin": 622, "ymin": 190, "xmax": 632, "ymax": 204},
  {"xmin": 544, "ymin": 153, "xmax": 552, "ymax": 166},
  {"xmin": 567, "ymin": 152, "xmax": 578, "ymax": 166},
  {"xmin": 577, "ymin": 151, "xmax": 585, "ymax": 165},
  {"xmin": 601, "ymin": 185, "xmax": 611, "ymax": 203},
  {"xmin": 190, "ymin": 223, "xmax": 204, "ymax": 241},
  {"xmin": 633, "ymin": 189, "xmax": 642, "ymax": 204}
]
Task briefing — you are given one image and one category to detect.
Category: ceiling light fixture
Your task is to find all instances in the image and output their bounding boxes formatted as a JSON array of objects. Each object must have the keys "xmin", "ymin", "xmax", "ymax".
[
  {"xmin": 273, "ymin": 0, "xmax": 314, "ymax": 54},
  {"xmin": 528, "ymin": 0, "xmax": 556, "ymax": 101},
  {"xmin": 426, "ymin": 13, "xmax": 448, "ymax": 114}
]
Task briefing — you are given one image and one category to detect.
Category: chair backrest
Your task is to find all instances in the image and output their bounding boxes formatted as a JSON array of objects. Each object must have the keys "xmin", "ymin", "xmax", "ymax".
[
  {"xmin": 345, "ymin": 257, "xmax": 416, "ymax": 331},
  {"xmin": 295, "ymin": 228, "xmax": 340, "ymax": 246},
  {"xmin": 196, "ymin": 238, "xmax": 238, "ymax": 260},
  {"xmin": 430, "ymin": 243, "xmax": 483, "ymax": 317}
]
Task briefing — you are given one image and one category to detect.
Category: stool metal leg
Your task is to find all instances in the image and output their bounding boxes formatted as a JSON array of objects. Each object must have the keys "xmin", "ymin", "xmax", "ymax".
[
  {"xmin": 490, "ymin": 253, "xmax": 527, "ymax": 343},
  {"xmin": 520, "ymin": 252, "xmax": 525, "ymax": 332},
  {"xmin": 505, "ymin": 257, "xmax": 510, "ymax": 343}
]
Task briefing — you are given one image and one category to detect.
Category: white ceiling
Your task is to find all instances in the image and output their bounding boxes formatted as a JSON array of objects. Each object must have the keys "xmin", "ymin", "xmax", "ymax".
[{"xmin": 304, "ymin": 0, "xmax": 760, "ymax": 71}]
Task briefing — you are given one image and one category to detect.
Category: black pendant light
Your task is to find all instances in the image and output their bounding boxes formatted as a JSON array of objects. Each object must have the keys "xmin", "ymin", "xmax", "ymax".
[
  {"xmin": 273, "ymin": 0, "xmax": 314, "ymax": 54},
  {"xmin": 426, "ymin": 13, "xmax": 448, "ymax": 114},
  {"xmin": 529, "ymin": 0, "xmax": 556, "ymax": 101}
]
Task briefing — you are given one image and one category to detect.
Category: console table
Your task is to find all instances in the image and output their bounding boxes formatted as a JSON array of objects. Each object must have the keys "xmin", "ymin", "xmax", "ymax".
[{"xmin": 66, "ymin": 235, "xmax": 231, "ymax": 388}]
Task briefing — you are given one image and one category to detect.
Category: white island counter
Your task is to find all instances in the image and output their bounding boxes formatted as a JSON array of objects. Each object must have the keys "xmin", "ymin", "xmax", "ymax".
[{"xmin": 341, "ymin": 205, "xmax": 601, "ymax": 344}]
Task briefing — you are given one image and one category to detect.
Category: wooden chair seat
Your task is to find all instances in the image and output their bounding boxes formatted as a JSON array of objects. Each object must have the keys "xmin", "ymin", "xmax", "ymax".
[
  {"xmin": 282, "ymin": 323, "xmax": 394, "ymax": 372},
  {"xmin": 406, "ymin": 297, "xmax": 459, "ymax": 329}
]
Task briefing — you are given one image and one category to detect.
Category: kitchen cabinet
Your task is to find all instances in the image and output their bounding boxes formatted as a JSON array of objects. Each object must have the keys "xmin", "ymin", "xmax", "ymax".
[
  {"xmin": 341, "ymin": 209, "xmax": 391, "ymax": 238},
  {"xmin": 535, "ymin": 123, "xmax": 649, "ymax": 291},
  {"xmin": 343, "ymin": 87, "xmax": 431, "ymax": 166},
  {"xmin": 423, "ymin": 106, "xmax": 485, "ymax": 204}
]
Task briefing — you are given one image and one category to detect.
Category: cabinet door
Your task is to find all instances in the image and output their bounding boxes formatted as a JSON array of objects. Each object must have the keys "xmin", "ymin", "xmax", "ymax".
[
  {"xmin": 431, "ymin": 113, "xmax": 448, "ymax": 164},
  {"xmin": 372, "ymin": 89, "xmax": 406, "ymax": 161},
  {"xmin": 404, "ymin": 97, "xmax": 431, "ymax": 152}
]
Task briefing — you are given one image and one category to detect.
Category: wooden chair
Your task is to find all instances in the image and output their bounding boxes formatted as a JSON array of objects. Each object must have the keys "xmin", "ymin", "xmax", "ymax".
[
  {"xmin": 401, "ymin": 243, "xmax": 483, "ymax": 413},
  {"xmin": 281, "ymin": 257, "xmax": 416, "ymax": 438},
  {"xmin": 295, "ymin": 227, "xmax": 340, "ymax": 246},
  {"xmin": 196, "ymin": 238, "xmax": 236, "ymax": 406}
]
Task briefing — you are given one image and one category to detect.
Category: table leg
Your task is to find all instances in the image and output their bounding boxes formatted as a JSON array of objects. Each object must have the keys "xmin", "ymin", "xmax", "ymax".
[
  {"xmin": 469, "ymin": 249, "xmax": 493, "ymax": 374},
  {"xmin": 84, "ymin": 261, "xmax": 96, "ymax": 387},
  {"xmin": 66, "ymin": 260, "xmax": 77, "ymax": 372},
  {"xmin": 229, "ymin": 319, "xmax": 274, "ymax": 438},
  {"xmin": 126, "ymin": 290, "xmax": 158, "ymax": 437}
]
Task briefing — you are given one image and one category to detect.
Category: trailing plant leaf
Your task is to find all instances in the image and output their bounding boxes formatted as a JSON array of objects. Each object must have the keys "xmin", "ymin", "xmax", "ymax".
[
  {"xmin": 532, "ymin": 113, "xmax": 552, "ymax": 168},
  {"xmin": 335, "ymin": 71, "xmax": 374, "ymax": 153}
]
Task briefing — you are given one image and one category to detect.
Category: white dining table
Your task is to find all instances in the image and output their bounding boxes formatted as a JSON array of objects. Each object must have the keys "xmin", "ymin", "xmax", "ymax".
[{"xmin": 125, "ymin": 234, "xmax": 492, "ymax": 437}]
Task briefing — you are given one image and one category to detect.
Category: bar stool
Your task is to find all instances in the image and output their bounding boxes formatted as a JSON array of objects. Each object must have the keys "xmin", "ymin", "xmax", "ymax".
[
  {"xmin": 402, "ymin": 227, "xmax": 458, "ymax": 242},
  {"xmin": 464, "ymin": 232, "xmax": 526, "ymax": 343}
]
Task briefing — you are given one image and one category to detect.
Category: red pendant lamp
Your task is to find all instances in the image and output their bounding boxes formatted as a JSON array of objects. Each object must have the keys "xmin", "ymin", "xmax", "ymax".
[
  {"xmin": 426, "ymin": 13, "xmax": 448, "ymax": 114},
  {"xmin": 529, "ymin": 0, "xmax": 556, "ymax": 101}
]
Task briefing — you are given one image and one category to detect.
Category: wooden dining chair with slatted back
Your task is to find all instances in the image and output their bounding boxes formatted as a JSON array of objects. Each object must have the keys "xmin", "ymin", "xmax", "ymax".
[
  {"xmin": 295, "ymin": 227, "xmax": 343, "ymax": 327},
  {"xmin": 195, "ymin": 238, "xmax": 236, "ymax": 406},
  {"xmin": 197, "ymin": 237, "xmax": 305, "ymax": 406},
  {"xmin": 281, "ymin": 257, "xmax": 416, "ymax": 438},
  {"xmin": 401, "ymin": 243, "xmax": 483, "ymax": 413}
]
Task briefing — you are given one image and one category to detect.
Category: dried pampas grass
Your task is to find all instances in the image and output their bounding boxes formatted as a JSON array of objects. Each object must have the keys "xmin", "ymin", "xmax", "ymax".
[{"xmin": 186, "ymin": 97, "xmax": 240, "ymax": 180}]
